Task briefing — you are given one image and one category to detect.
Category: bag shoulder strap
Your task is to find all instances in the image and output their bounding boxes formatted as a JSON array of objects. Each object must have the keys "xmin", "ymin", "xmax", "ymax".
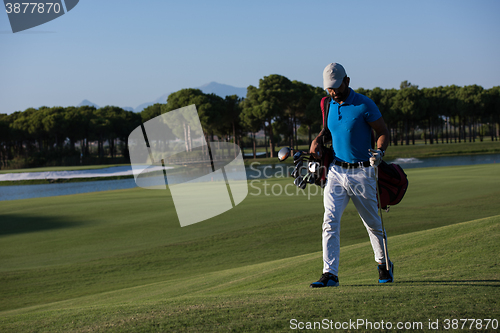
[
  {"xmin": 320, "ymin": 96, "xmax": 331, "ymax": 128},
  {"xmin": 320, "ymin": 96, "xmax": 332, "ymax": 142}
]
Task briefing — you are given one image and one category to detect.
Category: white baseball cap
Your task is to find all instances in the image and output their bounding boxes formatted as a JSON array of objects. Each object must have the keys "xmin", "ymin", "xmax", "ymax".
[{"xmin": 323, "ymin": 63, "xmax": 346, "ymax": 90}]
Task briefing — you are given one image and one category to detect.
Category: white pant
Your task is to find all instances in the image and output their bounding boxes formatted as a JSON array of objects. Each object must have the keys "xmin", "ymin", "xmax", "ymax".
[{"xmin": 322, "ymin": 163, "xmax": 388, "ymax": 275}]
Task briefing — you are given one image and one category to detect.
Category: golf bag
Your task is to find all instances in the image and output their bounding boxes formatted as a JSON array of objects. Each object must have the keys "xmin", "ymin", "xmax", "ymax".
[
  {"xmin": 317, "ymin": 96, "xmax": 334, "ymax": 185},
  {"xmin": 377, "ymin": 161, "xmax": 408, "ymax": 210},
  {"xmin": 289, "ymin": 150, "xmax": 326, "ymax": 189}
]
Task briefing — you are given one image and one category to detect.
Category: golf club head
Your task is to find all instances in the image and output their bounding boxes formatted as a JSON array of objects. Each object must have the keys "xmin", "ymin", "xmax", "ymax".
[
  {"xmin": 302, "ymin": 173, "xmax": 311, "ymax": 185},
  {"xmin": 293, "ymin": 151, "xmax": 302, "ymax": 162},
  {"xmin": 293, "ymin": 150, "xmax": 310, "ymax": 162},
  {"xmin": 308, "ymin": 161, "xmax": 320, "ymax": 173},
  {"xmin": 278, "ymin": 147, "xmax": 291, "ymax": 162},
  {"xmin": 298, "ymin": 177, "xmax": 307, "ymax": 189},
  {"xmin": 308, "ymin": 173, "xmax": 316, "ymax": 184},
  {"xmin": 293, "ymin": 156, "xmax": 304, "ymax": 165},
  {"xmin": 294, "ymin": 176, "xmax": 303, "ymax": 187},
  {"xmin": 293, "ymin": 151, "xmax": 309, "ymax": 163},
  {"xmin": 291, "ymin": 160, "xmax": 303, "ymax": 178}
]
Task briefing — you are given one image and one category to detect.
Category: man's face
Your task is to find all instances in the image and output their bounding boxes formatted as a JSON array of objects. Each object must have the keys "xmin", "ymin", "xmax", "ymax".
[{"xmin": 327, "ymin": 77, "xmax": 350, "ymax": 104}]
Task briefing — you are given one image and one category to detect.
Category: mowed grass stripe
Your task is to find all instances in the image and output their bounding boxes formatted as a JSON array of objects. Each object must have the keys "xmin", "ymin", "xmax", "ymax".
[{"xmin": 0, "ymin": 215, "xmax": 498, "ymax": 332}]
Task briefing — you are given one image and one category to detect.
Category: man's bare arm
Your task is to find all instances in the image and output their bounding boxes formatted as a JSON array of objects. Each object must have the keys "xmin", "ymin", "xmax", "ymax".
[
  {"xmin": 309, "ymin": 128, "xmax": 329, "ymax": 158},
  {"xmin": 368, "ymin": 117, "xmax": 389, "ymax": 152}
]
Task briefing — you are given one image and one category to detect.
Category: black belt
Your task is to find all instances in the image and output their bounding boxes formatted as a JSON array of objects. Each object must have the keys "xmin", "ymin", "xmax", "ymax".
[{"xmin": 334, "ymin": 159, "xmax": 371, "ymax": 168}]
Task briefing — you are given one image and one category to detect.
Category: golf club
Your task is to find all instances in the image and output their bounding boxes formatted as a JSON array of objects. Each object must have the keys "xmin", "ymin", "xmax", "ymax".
[
  {"xmin": 375, "ymin": 165, "xmax": 390, "ymax": 271},
  {"xmin": 291, "ymin": 159, "xmax": 303, "ymax": 178},
  {"xmin": 278, "ymin": 147, "xmax": 291, "ymax": 162},
  {"xmin": 308, "ymin": 173, "xmax": 316, "ymax": 184},
  {"xmin": 277, "ymin": 147, "xmax": 325, "ymax": 189},
  {"xmin": 298, "ymin": 175, "xmax": 308, "ymax": 189},
  {"xmin": 294, "ymin": 176, "xmax": 303, "ymax": 187}
]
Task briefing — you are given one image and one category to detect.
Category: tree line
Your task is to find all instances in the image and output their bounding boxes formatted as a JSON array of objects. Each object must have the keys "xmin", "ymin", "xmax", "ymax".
[
  {"xmin": 359, "ymin": 81, "xmax": 500, "ymax": 147},
  {"xmin": 0, "ymin": 106, "xmax": 141, "ymax": 169},
  {"xmin": 1, "ymin": 74, "xmax": 499, "ymax": 169}
]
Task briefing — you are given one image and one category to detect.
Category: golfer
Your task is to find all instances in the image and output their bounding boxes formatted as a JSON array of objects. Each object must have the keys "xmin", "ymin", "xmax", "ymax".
[{"xmin": 309, "ymin": 63, "xmax": 393, "ymax": 287}]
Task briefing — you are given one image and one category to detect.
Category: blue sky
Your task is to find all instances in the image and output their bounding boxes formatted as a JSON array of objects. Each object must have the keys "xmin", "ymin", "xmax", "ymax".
[{"xmin": 1, "ymin": 0, "xmax": 500, "ymax": 114}]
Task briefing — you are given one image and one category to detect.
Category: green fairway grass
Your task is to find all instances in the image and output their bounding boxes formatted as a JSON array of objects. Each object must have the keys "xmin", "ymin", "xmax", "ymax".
[
  {"xmin": 1, "ymin": 217, "xmax": 498, "ymax": 332},
  {"xmin": 381, "ymin": 139, "xmax": 500, "ymax": 158},
  {"xmin": 1, "ymin": 164, "xmax": 499, "ymax": 332}
]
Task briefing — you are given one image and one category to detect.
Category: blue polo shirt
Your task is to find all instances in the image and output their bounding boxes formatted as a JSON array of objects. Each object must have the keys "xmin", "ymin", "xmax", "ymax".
[{"xmin": 327, "ymin": 88, "xmax": 382, "ymax": 163}]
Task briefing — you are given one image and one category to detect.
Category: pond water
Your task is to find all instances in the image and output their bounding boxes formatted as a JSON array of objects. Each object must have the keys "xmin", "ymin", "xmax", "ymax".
[
  {"xmin": 0, "ymin": 178, "xmax": 137, "ymax": 201},
  {"xmin": 388, "ymin": 154, "xmax": 500, "ymax": 169},
  {"xmin": 1, "ymin": 153, "xmax": 499, "ymax": 201}
]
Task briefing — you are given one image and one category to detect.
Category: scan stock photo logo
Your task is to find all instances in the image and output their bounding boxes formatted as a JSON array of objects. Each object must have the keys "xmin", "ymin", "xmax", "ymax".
[
  {"xmin": 128, "ymin": 105, "xmax": 249, "ymax": 227},
  {"xmin": 4, "ymin": 0, "xmax": 79, "ymax": 33}
]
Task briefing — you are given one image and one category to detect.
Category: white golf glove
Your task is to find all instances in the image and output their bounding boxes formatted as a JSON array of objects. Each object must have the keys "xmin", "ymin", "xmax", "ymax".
[{"xmin": 369, "ymin": 149, "xmax": 384, "ymax": 167}]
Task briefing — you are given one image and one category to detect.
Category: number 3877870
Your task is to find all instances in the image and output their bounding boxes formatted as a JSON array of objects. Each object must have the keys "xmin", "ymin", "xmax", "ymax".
[{"xmin": 5, "ymin": 2, "xmax": 62, "ymax": 14}]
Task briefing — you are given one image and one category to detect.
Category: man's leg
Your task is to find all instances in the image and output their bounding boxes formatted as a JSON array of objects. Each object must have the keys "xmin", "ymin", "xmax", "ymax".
[
  {"xmin": 311, "ymin": 165, "xmax": 350, "ymax": 288},
  {"xmin": 322, "ymin": 165, "xmax": 350, "ymax": 276},
  {"xmin": 348, "ymin": 167, "xmax": 394, "ymax": 283},
  {"xmin": 348, "ymin": 167, "xmax": 387, "ymax": 265}
]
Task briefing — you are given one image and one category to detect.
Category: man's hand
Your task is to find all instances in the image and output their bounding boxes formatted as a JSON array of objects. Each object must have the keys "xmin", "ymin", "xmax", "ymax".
[
  {"xmin": 369, "ymin": 149, "xmax": 384, "ymax": 167},
  {"xmin": 309, "ymin": 139, "xmax": 322, "ymax": 159}
]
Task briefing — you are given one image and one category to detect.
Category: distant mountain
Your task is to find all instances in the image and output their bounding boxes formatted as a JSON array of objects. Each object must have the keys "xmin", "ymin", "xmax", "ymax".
[
  {"xmin": 154, "ymin": 92, "xmax": 171, "ymax": 104},
  {"xmin": 133, "ymin": 102, "xmax": 155, "ymax": 113},
  {"xmin": 197, "ymin": 82, "xmax": 247, "ymax": 99},
  {"xmin": 133, "ymin": 82, "xmax": 247, "ymax": 113},
  {"xmin": 77, "ymin": 99, "xmax": 99, "ymax": 108},
  {"xmin": 133, "ymin": 92, "xmax": 170, "ymax": 113},
  {"xmin": 76, "ymin": 82, "xmax": 248, "ymax": 114},
  {"xmin": 77, "ymin": 100, "xmax": 134, "ymax": 112}
]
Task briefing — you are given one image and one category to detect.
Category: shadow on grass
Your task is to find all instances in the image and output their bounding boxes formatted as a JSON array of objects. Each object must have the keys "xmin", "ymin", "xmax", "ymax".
[
  {"xmin": 0, "ymin": 214, "xmax": 83, "ymax": 236},
  {"xmin": 344, "ymin": 280, "xmax": 500, "ymax": 288},
  {"xmin": 394, "ymin": 280, "xmax": 500, "ymax": 287},
  {"xmin": 345, "ymin": 279, "xmax": 500, "ymax": 288}
]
